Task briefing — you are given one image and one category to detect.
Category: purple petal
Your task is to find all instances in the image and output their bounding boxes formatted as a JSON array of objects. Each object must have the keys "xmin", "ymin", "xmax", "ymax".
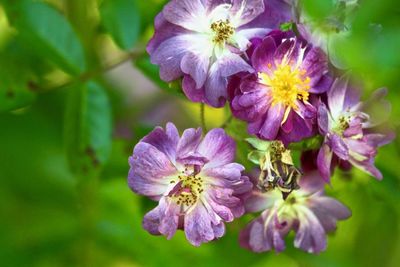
[
  {"xmin": 231, "ymin": 0, "xmax": 265, "ymax": 26},
  {"xmin": 329, "ymin": 134, "xmax": 349, "ymax": 160},
  {"xmin": 244, "ymin": 189, "xmax": 278, "ymax": 213},
  {"xmin": 181, "ymin": 52, "xmax": 210, "ymax": 89},
  {"xmin": 184, "ymin": 203, "xmax": 215, "ymax": 246},
  {"xmin": 309, "ymin": 196, "xmax": 351, "ymax": 233},
  {"xmin": 197, "ymin": 128, "xmax": 236, "ymax": 169},
  {"xmin": 151, "ymin": 34, "xmax": 198, "ymax": 82},
  {"xmin": 294, "ymin": 207, "xmax": 327, "ymax": 254},
  {"xmin": 258, "ymin": 104, "xmax": 285, "ymax": 140},
  {"xmin": 240, "ymin": 0, "xmax": 291, "ymax": 30},
  {"xmin": 301, "ymin": 47, "xmax": 329, "ymax": 91},
  {"xmin": 176, "ymin": 128, "xmax": 203, "ymax": 159},
  {"xmin": 128, "ymin": 142, "xmax": 177, "ymax": 198},
  {"xmin": 182, "ymin": 75, "xmax": 206, "ymax": 103},
  {"xmin": 327, "ymin": 74, "xmax": 352, "ymax": 118},
  {"xmin": 251, "ymin": 36, "xmax": 277, "ymax": 73},
  {"xmin": 317, "ymin": 143, "xmax": 333, "ymax": 183},
  {"xmin": 158, "ymin": 198, "xmax": 180, "ymax": 239},
  {"xmin": 317, "ymin": 101, "xmax": 329, "ymax": 134},
  {"xmin": 141, "ymin": 123, "xmax": 179, "ymax": 164},
  {"xmin": 299, "ymin": 170, "xmax": 327, "ymax": 193},
  {"xmin": 239, "ymin": 214, "xmax": 272, "ymax": 252},
  {"xmin": 147, "ymin": 13, "xmax": 190, "ymax": 55},
  {"xmin": 163, "ymin": 0, "xmax": 206, "ymax": 31}
]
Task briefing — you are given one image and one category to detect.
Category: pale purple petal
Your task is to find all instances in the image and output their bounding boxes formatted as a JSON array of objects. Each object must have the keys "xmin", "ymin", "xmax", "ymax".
[
  {"xmin": 327, "ymin": 74, "xmax": 350, "ymax": 119},
  {"xmin": 181, "ymin": 52, "xmax": 210, "ymax": 89},
  {"xmin": 198, "ymin": 128, "xmax": 236, "ymax": 168},
  {"xmin": 329, "ymin": 134, "xmax": 349, "ymax": 160},
  {"xmin": 128, "ymin": 142, "xmax": 177, "ymax": 198},
  {"xmin": 294, "ymin": 207, "xmax": 327, "ymax": 254},
  {"xmin": 163, "ymin": 0, "xmax": 207, "ymax": 31},
  {"xmin": 176, "ymin": 128, "xmax": 203, "ymax": 159},
  {"xmin": 141, "ymin": 123, "xmax": 179, "ymax": 164},
  {"xmin": 184, "ymin": 203, "xmax": 215, "ymax": 246},
  {"xmin": 231, "ymin": 0, "xmax": 265, "ymax": 27}
]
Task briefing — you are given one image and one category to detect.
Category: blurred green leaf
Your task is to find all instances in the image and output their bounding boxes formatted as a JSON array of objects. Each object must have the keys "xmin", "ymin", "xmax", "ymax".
[
  {"xmin": 64, "ymin": 82, "xmax": 112, "ymax": 175},
  {"xmin": 100, "ymin": 0, "xmax": 141, "ymax": 50},
  {"xmin": 135, "ymin": 54, "xmax": 185, "ymax": 97},
  {"xmin": 0, "ymin": 38, "xmax": 42, "ymax": 112},
  {"xmin": 3, "ymin": 0, "xmax": 85, "ymax": 74}
]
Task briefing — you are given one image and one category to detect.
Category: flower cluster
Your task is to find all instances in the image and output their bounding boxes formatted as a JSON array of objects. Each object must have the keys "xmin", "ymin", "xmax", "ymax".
[{"xmin": 128, "ymin": 0, "xmax": 394, "ymax": 254}]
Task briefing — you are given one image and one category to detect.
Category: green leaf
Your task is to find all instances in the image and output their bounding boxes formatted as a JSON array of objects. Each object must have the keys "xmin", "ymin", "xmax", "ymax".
[
  {"xmin": 135, "ymin": 55, "xmax": 184, "ymax": 97},
  {"xmin": 100, "ymin": 0, "xmax": 141, "ymax": 50},
  {"xmin": 248, "ymin": 150, "xmax": 265, "ymax": 165},
  {"xmin": 3, "ymin": 0, "xmax": 85, "ymax": 75},
  {"xmin": 245, "ymin": 138, "xmax": 271, "ymax": 151},
  {"xmin": 280, "ymin": 22, "xmax": 293, "ymax": 32},
  {"xmin": 64, "ymin": 82, "xmax": 112, "ymax": 175},
  {"xmin": 0, "ymin": 38, "xmax": 44, "ymax": 113}
]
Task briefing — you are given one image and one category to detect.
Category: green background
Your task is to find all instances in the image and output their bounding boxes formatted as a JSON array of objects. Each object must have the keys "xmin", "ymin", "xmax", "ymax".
[{"xmin": 0, "ymin": 0, "xmax": 399, "ymax": 266}]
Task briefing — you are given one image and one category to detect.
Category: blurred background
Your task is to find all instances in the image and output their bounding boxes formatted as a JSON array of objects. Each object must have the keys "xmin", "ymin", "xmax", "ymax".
[{"xmin": 0, "ymin": 0, "xmax": 399, "ymax": 266}]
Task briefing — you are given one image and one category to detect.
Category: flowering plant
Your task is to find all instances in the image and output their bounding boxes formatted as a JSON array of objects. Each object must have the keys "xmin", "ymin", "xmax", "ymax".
[{"xmin": 128, "ymin": 0, "xmax": 394, "ymax": 255}]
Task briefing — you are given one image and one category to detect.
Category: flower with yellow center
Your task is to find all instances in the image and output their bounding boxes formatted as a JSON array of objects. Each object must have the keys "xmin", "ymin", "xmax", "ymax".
[{"xmin": 259, "ymin": 62, "xmax": 311, "ymax": 111}]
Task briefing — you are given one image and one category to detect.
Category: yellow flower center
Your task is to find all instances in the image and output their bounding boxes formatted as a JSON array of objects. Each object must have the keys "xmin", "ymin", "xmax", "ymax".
[
  {"xmin": 169, "ymin": 172, "xmax": 204, "ymax": 206},
  {"xmin": 259, "ymin": 62, "xmax": 311, "ymax": 110},
  {"xmin": 210, "ymin": 19, "xmax": 235, "ymax": 44}
]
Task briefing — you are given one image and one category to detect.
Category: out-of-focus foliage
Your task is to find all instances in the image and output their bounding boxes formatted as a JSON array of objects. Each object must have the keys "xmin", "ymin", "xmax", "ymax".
[{"xmin": 0, "ymin": 0, "xmax": 399, "ymax": 266}]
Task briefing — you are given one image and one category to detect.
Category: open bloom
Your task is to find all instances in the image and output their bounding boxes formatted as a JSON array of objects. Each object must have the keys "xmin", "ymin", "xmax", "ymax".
[
  {"xmin": 317, "ymin": 75, "xmax": 394, "ymax": 182},
  {"xmin": 239, "ymin": 170, "xmax": 351, "ymax": 254},
  {"xmin": 128, "ymin": 123, "xmax": 252, "ymax": 246},
  {"xmin": 229, "ymin": 30, "xmax": 332, "ymax": 144},
  {"xmin": 148, "ymin": 0, "xmax": 291, "ymax": 107}
]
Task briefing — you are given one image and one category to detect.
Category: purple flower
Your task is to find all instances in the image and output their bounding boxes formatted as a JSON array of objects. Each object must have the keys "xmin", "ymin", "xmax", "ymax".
[
  {"xmin": 148, "ymin": 0, "xmax": 291, "ymax": 107},
  {"xmin": 239, "ymin": 170, "xmax": 351, "ymax": 254},
  {"xmin": 229, "ymin": 30, "xmax": 332, "ymax": 144},
  {"xmin": 317, "ymin": 74, "xmax": 394, "ymax": 182},
  {"xmin": 128, "ymin": 123, "xmax": 252, "ymax": 246}
]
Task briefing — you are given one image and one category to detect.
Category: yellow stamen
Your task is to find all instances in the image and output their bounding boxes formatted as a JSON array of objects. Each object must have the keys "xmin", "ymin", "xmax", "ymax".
[
  {"xmin": 259, "ymin": 62, "xmax": 311, "ymax": 110},
  {"xmin": 210, "ymin": 19, "xmax": 235, "ymax": 44}
]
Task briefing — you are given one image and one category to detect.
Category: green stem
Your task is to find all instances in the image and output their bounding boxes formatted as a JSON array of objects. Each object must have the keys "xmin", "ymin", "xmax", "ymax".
[
  {"xmin": 200, "ymin": 103, "xmax": 207, "ymax": 132},
  {"xmin": 221, "ymin": 115, "xmax": 233, "ymax": 129},
  {"xmin": 41, "ymin": 49, "xmax": 145, "ymax": 92}
]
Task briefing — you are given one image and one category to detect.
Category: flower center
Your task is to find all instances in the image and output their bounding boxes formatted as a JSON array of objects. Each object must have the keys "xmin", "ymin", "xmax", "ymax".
[
  {"xmin": 259, "ymin": 63, "xmax": 311, "ymax": 110},
  {"xmin": 333, "ymin": 115, "xmax": 350, "ymax": 136},
  {"xmin": 210, "ymin": 19, "xmax": 235, "ymax": 44},
  {"xmin": 169, "ymin": 171, "xmax": 204, "ymax": 206}
]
